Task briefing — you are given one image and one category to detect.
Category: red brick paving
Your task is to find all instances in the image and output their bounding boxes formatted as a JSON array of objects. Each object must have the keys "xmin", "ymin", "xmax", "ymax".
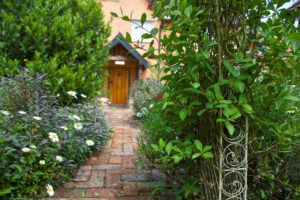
[{"xmin": 48, "ymin": 106, "xmax": 172, "ymax": 200}]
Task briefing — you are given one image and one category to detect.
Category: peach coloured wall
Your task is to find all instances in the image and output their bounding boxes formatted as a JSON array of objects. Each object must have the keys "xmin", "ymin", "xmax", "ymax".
[{"xmin": 99, "ymin": 0, "xmax": 161, "ymax": 79}]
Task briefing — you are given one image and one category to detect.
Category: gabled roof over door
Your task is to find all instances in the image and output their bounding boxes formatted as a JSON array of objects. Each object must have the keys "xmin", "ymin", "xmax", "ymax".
[{"xmin": 107, "ymin": 33, "xmax": 148, "ymax": 68}]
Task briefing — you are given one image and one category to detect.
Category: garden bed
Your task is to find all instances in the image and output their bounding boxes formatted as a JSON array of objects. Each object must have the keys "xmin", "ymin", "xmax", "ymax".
[{"xmin": 0, "ymin": 73, "xmax": 110, "ymax": 198}]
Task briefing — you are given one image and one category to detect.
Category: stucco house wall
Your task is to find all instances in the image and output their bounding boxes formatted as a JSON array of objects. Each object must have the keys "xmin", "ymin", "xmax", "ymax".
[{"xmin": 99, "ymin": 0, "xmax": 161, "ymax": 79}]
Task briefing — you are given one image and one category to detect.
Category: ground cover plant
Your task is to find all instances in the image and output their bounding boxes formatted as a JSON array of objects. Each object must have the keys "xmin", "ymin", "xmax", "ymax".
[
  {"xmin": 0, "ymin": 73, "xmax": 110, "ymax": 198},
  {"xmin": 0, "ymin": 0, "xmax": 110, "ymax": 103},
  {"xmin": 113, "ymin": 0, "xmax": 299, "ymax": 199}
]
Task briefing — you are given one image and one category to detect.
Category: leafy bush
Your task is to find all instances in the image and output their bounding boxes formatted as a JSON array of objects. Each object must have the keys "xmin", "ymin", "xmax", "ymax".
[
  {"xmin": 0, "ymin": 73, "xmax": 110, "ymax": 198},
  {"xmin": 0, "ymin": 0, "xmax": 110, "ymax": 103},
  {"xmin": 132, "ymin": 79, "xmax": 162, "ymax": 115},
  {"xmin": 138, "ymin": 99, "xmax": 214, "ymax": 198},
  {"xmin": 116, "ymin": 0, "xmax": 300, "ymax": 199}
]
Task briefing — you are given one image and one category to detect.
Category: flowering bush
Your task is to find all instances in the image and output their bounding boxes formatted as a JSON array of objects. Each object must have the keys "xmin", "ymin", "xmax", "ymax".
[
  {"xmin": 0, "ymin": 74, "xmax": 110, "ymax": 198},
  {"xmin": 132, "ymin": 79, "xmax": 162, "ymax": 115}
]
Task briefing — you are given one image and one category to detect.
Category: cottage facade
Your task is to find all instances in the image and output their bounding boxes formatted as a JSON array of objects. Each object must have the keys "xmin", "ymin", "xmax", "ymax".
[{"xmin": 99, "ymin": 0, "xmax": 161, "ymax": 104}]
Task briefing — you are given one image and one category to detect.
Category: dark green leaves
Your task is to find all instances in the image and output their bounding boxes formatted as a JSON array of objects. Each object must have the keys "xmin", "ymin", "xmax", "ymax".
[
  {"xmin": 110, "ymin": 12, "xmax": 118, "ymax": 17},
  {"xmin": 233, "ymin": 80, "xmax": 245, "ymax": 93},
  {"xmin": 122, "ymin": 16, "xmax": 130, "ymax": 21},
  {"xmin": 125, "ymin": 32, "xmax": 132, "ymax": 43},
  {"xmin": 141, "ymin": 13, "xmax": 147, "ymax": 26},
  {"xmin": 151, "ymin": 28, "xmax": 159, "ymax": 36},
  {"xmin": 223, "ymin": 61, "xmax": 238, "ymax": 77}
]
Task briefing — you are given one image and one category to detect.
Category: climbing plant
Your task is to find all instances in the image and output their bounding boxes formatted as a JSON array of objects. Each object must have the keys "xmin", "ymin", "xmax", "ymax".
[{"xmin": 113, "ymin": 0, "xmax": 299, "ymax": 199}]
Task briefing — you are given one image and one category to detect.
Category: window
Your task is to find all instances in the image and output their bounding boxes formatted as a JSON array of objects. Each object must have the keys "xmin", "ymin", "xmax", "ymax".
[{"xmin": 131, "ymin": 20, "xmax": 154, "ymax": 42}]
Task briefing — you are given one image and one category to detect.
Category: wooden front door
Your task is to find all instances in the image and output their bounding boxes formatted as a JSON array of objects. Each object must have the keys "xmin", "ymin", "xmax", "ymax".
[{"xmin": 110, "ymin": 68, "xmax": 129, "ymax": 104}]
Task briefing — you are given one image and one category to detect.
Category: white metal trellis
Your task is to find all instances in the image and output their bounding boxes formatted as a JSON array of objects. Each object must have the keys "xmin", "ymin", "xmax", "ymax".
[{"xmin": 219, "ymin": 117, "xmax": 248, "ymax": 200}]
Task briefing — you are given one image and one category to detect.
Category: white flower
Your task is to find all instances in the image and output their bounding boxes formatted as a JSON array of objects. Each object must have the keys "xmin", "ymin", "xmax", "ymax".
[
  {"xmin": 56, "ymin": 155, "xmax": 63, "ymax": 162},
  {"xmin": 141, "ymin": 107, "xmax": 148, "ymax": 115},
  {"xmin": 86, "ymin": 140, "xmax": 95, "ymax": 146},
  {"xmin": 18, "ymin": 111, "xmax": 26, "ymax": 115},
  {"xmin": 74, "ymin": 123, "xmax": 83, "ymax": 130},
  {"xmin": 1, "ymin": 110, "xmax": 10, "ymax": 116},
  {"xmin": 46, "ymin": 184, "xmax": 54, "ymax": 196},
  {"xmin": 100, "ymin": 97, "xmax": 108, "ymax": 103},
  {"xmin": 67, "ymin": 91, "xmax": 77, "ymax": 98},
  {"xmin": 30, "ymin": 145, "xmax": 36, "ymax": 149},
  {"xmin": 57, "ymin": 94, "xmax": 60, "ymax": 97},
  {"xmin": 149, "ymin": 104, "xmax": 154, "ymax": 109},
  {"xmin": 69, "ymin": 115, "xmax": 81, "ymax": 121},
  {"xmin": 39, "ymin": 160, "xmax": 45, "ymax": 165},
  {"xmin": 60, "ymin": 126, "xmax": 68, "ymax": 130},
  {"xmin": 33, "ymin": 116, "xmax": 42, "ymax": 121},
  {"xmin": 136, "ymin": 112, "xmax": 142, "ymax": 118},
  {"xmin": 48, "ymin": 132, "xmax": 59, "ymax": 142},
  {"xmin": 81, "ymin": 94, "xmax": 87, "ymax": 98},
  {"xmin": 287, "ymin": 110, "xmax": 295, "ymax": 114},
  {"xmin": 22, "ymin": 147, "xmax": 30, "ymax": 152}
]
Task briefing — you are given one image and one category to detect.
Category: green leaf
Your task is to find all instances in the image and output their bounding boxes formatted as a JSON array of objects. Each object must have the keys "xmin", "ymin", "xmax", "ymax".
[
  {"xmin": 192, "ymin": 153, "xmax": 202, "ymax": 159},
  {"xmin": 214, "ymin": 84, "xmax": 223, "ymax": 100},
  {"xmin": 233, "ymin": 80, "xmax": 245, "ymax": 93},
  {"xmin": 0, "ymin": 138, "xmax": 7, "ymax": 143},
  {"xmin": 184, "ymin": 5, "xmax": 192, "ymax": 17},
  {"xmin": 195, "ymin": 10, "xmax": 204, "ymax": 16},
  {"xmin": 202, "ymin": 51, "xmax": 210, "ymax": 59},
  {"xmin": 172, "ymin": 154, "xmax": 183, "ymax": 163},
  {"xmin": 216, "ymin": 118, "xmax": 226, "ymax": 122},
  {"xmin": 189, "ymin": 101, "xmax": 202, "ymax": 106},
  {"xmin": 225, "ymin": 121, "xmax": 235, "ymax": 135},
  {"xmin": 110, "ymin": 12, "xmax": 118, "ymax": 17},
  {"xmin": 192, "ymin": 82, "xmax": 200, "ymax": 89},
  {"xmin": 203, "ymin": 145, "xmax": 212, "ymax": 152},
  {"xmin": 125, "ymin": 32, "xmax": 132, "ymax": 43},
  {"xmin": 203, "ymin": 152, "xmax": 214, "ymax": 159},
  {"xmin": 141, "ymin": 33, "xmax": 153, "ymax": 39},
  {"xmin": 151, "ymin": 28, "xmax": 158, "ymax": 35},
  {"xmin": 223, "ymin": 61, "xmax": 238, "ymax": 77},
  {"xmin": 240, "ymin": 63, "xmax": 255, "ymax": 69},
  {"xmin": 122, "ymin": 16, "xmax": 130, "ymax": 21},
  {"xmin": 283, "ymin": 95, "xmax": 300, "ymax": 101},
  {"xmin": 242, "ymin": 104, "xmax": 253, "ymax": 114},
  {"xmin": 195, "ymin": 140, "xmax": 203, "ymax": 151},
  {"xmin": 151, "ymin": 144, "xmax": 160, "ymax": 151},
  {"xmin": 197, "ymin": 109, "xmax": 207, "ymax": 116},
  {"xmin": 159, "ymin": 138, "xmax": 164, "ymax": 149},
  {"xmin": 179, "ymin": 108, "xmax": 188, "ymax": 120},
  {"xmin": 179, "ymin": 0, "xmax": 187, "ymax": 13},
  {"xmin": 165, "ymin": 142, "xmax": 172, "ymax": 155},
  {"xmin": 205, "ymin": 101, "xmax": 215, "ymax": 109},
  {"xmin": 185, "ymin": 87, "xmax": 201, "ymax": 94},
  {"xmin": 141, "ymin": 13, "xmax": 147, "ymax": 26},
  {"xmin": 231, "ymin": 111, "xmax": 241, "ymax": 120},
  {"xmin": 145, "ymin": 86, "xmax": 150, "ymax": 94},
  {"xmin": 162, "ymin": 101, "xmax": 174, "ymax": 110},
  {"xmin": 0, "ymin": 189, "xmax": 11, "ymax": 196}
]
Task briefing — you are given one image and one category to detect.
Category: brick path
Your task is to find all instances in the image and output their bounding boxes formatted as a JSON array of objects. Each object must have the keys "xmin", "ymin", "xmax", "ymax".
[{"xmin": 49, "ymin": 106, "xmax": 172, "ymax": 200}]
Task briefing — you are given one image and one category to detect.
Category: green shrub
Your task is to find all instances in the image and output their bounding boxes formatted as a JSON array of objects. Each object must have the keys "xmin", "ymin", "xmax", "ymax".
[
  {"xmin": 0, "ymin": 0, "xmax": 110, "ymax": 103},
  {"xmin": 0, "ymin": 73, "xmax": 110, "ymax": 198},
  {"xmin": 116, "ymin": 0, "xmax": 300, "ymax": 199},
  {"xmin": 132, "ymin": 79, "xmax": 162, "ymax": 115}
]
